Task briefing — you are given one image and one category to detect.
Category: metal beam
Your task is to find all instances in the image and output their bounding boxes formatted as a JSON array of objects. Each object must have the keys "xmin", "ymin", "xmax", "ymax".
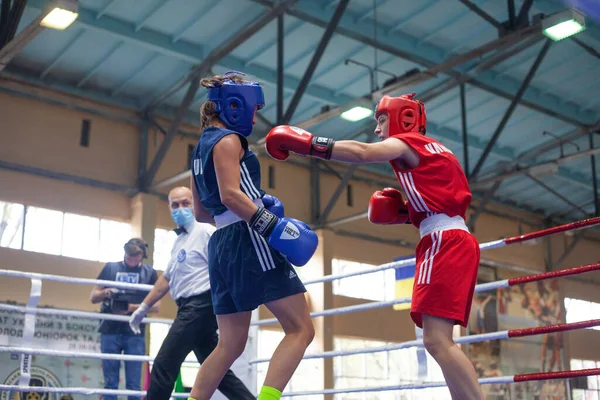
[
  {"xmin": 591, "ymin": 132, "xmax": 599, "ymax": 216},
  {"xmin": 317, "ymin": 133, "xmax": 375, "ymax": 226},
  {"xmin": 507, "ymin": 0, "xmax": 516, "ymax": 28},
  {"xmin": 282, "ymin": 0, "xmax": 348, "ymax": 124},
  {"xmin": 525, "ymin": 174, "xmax": 588, "ymax": 217},
  {"xmin": 543, "ymin": 219, "xmax": 553, "ymax": 271},
  {"xmin": 554, "ymin": 234, "xmax": 583, "ymax": 268},
  {"xmin": 0, "ymin": 0, "xmax": 42, "ymax": 72},
  {"xmin": 276, "ymin": 14, "xmax": 284, "ymax": 124},
  {"xmin": 331, "ymin": 229, "xmax": 416, "ymax": 249},
  {"xmin": 318, "ymin": 165, "xmax": 359, "ymax": 227},
  {"xmin": 320, "ymin": 162, "xmax": 344, "ymax": 181},
  {"xmin": 326, "ymin": 210, "xmax": 369, "ymax": 228},
  {"xmin": 250, "ymin": 0, "xmax": 596, "ymax": 127},
  {"xmin": 147, "ymin": 0, "xmax": 297, "ymax": 110},
  {"xmin": 516, "ymin": 0, "xmax": 534, "ymax": 26},
  {"xmin": 256, "ymin": 113, "xmax": 274, "ymax": 131},
  {"xmin": 571, "ymin": 37, "xmax": 600, "ymax": 61},
  {"xmin": 460, "ymin": 83, "xmax": 469, "ymax": 177},
  {"xmin": 548, "ymin": 199, "xmax": 595, "ymax": 220},
  {"xmin": 470, "ymin": 39, "xmax": 552, "ymax": 179},
  {"xmin": 311, "ymin": 159, "xmax": 321, "ymax": 224},
  {"xmin": 0, "ymin": 0, "xmax": 25, "ymax": 47},
  {"xmin": 371, "ymin": 22, "xmax": 541, "ymax": 100},
  {"xmin": 143, "ymin": 79, "xmax": 200, "ymax": 189},
  {"xmin": 137, "ymin": 116, "xmax": 149, "ymax": 191},
  {"xmin": 25, "ymin": 0, "xmax": 355, "ymax": 110},
  {"xmin": 152, "ymin": 170, "xmax": 191, "ymax": 192},
  {"xmin": 457, "ymin": 0, "xmax": 502, "ymax": 29},
  {"xmin": 0, "ymin": 159, "xmax": 137, "ymax": 195},
  {"xmin": 418, "ymin": 35, "xmax": 544, "ymax": 104},
  {"xmin": 292, "ymin": 14, "xmax": 544, "ymax": 131},
  {"xmin": 467, "ymin": 180, "xmax": 502, "ymax": 231},
  {"xmin": 470, "ymin": 146, "xmax": 600, "ymax": 190},
  {"xmin": 0, "ymin": 0, "xmax": 10, "ymax": 34}
]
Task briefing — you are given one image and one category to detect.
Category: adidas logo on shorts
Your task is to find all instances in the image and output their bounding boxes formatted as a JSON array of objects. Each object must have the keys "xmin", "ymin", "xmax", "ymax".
[{"xmin": 289, "ymin": 270, "xmax": 297, "ymax": 279}]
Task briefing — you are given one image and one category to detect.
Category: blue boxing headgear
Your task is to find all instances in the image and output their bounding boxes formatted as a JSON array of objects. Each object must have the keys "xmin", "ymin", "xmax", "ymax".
[{"xmin": 207, "ymin": 71, "xmax": 265, "ymax": 137}]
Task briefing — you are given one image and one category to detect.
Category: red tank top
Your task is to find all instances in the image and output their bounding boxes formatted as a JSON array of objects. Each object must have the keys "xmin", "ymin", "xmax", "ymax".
[{"xmin": 388, "ymin": 133, "xmax": 472, "ymax": 228}]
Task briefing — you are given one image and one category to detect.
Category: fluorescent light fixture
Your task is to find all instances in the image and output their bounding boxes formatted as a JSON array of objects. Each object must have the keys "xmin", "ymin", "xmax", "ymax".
[
  {"xmin": 542, "ymin": 8, "xmax": 586, "ymax": 41},
  {"xmin": 341, "ymin": 106, "xmax": 373, "ymax": 122},
  {"xmin": 40, "ymin": 0, "xmax": 79, "ymax": 30}
]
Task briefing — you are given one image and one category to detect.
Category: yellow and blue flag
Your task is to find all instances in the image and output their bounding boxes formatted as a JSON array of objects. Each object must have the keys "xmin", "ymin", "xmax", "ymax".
[
  {"xmin": 393, "ymin": 256, "xmax": 428, "ymax": 378},
  {"xmin": 393, "ymin": 256, "xmax": 416, "ymax": 311}
]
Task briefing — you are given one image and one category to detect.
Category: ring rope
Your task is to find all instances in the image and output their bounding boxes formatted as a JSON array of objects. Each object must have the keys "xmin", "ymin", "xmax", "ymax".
[
  {"xmin": 1, "ymin": 368, "xmax": 598, "ymax": 398},
  {"xmin": 1, "ymin": 217, "xmax": 597, "ymax": 291},
  {"xmin": 301, "ymin": 216, "xmax": 600, "ymax": 285},
  {"xmin": 256, "ymin": 262, "xmax": 600, "ymax": 326},
  {"xmin": 249, "ymin": 319, "xmax": 600, "ymax": 364},
  {"xmin": 3, "ymin": 319, "xmax": 593, "ymax": 365},
  {"xmin": 2, "ymin": 263, "xmax": 598, "ymax": 329},
  {"xmin": 281, "ymin": 368, "xmax": 600, "ymax": 397}
]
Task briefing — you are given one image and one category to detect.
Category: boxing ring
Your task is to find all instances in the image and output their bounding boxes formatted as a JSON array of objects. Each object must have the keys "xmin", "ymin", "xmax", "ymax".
[{"xmin": 0, "ymin": 216, "xmax": 599, "ymax": 398}]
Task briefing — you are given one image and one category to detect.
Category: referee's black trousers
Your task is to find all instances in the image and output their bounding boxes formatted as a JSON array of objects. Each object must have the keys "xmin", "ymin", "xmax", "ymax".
[{"xmin": 146, "ymin": 291, "xmax": 255, "ymax": 400}]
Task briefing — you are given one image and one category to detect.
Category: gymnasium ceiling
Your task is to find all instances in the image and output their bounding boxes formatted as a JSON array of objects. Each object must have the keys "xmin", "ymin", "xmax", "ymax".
[{"xmin": 1, "ymin": 0, "xmax": 599, "ymax": 226}]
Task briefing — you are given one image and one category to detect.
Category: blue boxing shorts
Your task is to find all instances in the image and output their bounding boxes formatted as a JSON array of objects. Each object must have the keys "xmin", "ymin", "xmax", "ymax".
[{"xmin": 207, "ymin": 220, "xmax": 307, "ymax": 315}]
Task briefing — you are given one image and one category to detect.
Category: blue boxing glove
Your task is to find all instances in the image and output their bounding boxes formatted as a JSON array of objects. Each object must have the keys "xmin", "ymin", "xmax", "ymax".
[
  {"xmin": 262, "ymin": 194, "xmax": 284, "ymax": 218},
  {"xmin": 249, "ymin": 207, "xmax": 318, "ymax": 266}
]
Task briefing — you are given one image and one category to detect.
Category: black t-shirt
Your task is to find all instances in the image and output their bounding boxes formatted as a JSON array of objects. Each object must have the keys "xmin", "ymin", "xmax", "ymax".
[{"xmin": 96, "ymin": 261, "xmax": 157, "ymax": 335}]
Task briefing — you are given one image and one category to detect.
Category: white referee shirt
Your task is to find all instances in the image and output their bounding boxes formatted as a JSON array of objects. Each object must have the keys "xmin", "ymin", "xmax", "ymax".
[{"xmin": 163, "ymin": 220, "xmax": 216, "ymax": 301}]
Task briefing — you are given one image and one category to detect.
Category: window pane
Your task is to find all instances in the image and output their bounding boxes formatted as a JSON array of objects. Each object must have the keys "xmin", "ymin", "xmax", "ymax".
[
  {"xmin": 572, "ymin": 389, "xmax": 585, "ymax": 400},
  {"xmin": 99, "ymin": 219, "xmax": 133, "ymax": 262},
  {"xmin": 257, "ymin": 329, "xmax": 320, "ymax": 395},
  {"xmin": 149, "ymin": 323, "xmax": 170, "ymax": 357},
  {"xmin": 0, "ymin": 201, "xmax": 24, "ymax": 249},
  {"xmin": 61, "ymin": 213, "xmax": 100, "ymax": 261},
  {"xmin": 335, "ymin": 337, "xmax": 452, "ymax": 400},
  {"xmin": 584, "ymin": 360, "xmax": 599, "ymax": 390},
  {"xmin": 585, "ymin": 390, "xmax": 598, "ymax": 400},
  {"xmin": 23, "ymin": 206, "xmax": 63, "ymax": 255},
  {"xmin": 565, "ymin": 298, "xmax": 600, "ymax": 331},
  {"xmin": 333, "ymin": 259, "xmax": 390, "ymax": 301},
  {"xmin": 153, "ymin": 228, "xmax": 178, "ymax": 271},
  {"xmin": 181, "ymin": 364, "xmax": 199, "ymax": 388}
]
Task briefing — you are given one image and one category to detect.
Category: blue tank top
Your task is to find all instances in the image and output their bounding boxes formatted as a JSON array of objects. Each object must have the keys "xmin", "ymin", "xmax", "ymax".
[{"xmin": 192, "ymin": 126, "xmax": 265, "ymax": 217}]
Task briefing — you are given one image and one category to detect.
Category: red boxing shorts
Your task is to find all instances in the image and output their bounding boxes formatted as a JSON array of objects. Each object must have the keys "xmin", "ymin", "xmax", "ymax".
[{"xmin": 410, "ymin": 229, "xmax": 480, "ymax": 328}]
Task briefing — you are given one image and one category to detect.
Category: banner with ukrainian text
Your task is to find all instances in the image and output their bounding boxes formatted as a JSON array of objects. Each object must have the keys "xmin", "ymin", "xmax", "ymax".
[{"xmin": 0, "ymin": 303, "xmax": 106, "ymax": 400}]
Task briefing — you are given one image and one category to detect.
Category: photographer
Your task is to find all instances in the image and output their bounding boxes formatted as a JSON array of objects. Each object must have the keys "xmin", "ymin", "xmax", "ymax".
[{"xmin": 90, "ymin": 238, "xmax": 159, "ymax": 400}]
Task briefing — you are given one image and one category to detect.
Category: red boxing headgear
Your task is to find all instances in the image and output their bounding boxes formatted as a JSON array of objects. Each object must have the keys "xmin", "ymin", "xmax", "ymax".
[{"xmin": 375, "ymin": 92, "xmax": 426, "ymax": 135}]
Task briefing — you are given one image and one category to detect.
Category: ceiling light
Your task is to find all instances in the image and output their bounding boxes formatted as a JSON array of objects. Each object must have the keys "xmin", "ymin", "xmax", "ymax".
[
  {"xmin": 542, "ymin": 9, "xmax": 586, "ymax": 41},
  {"xmin": 341, "ymin": 106, "xmax": 373, "ymax": 122},
  {"xmin": 40, "ymin": 0, "xmax": 79, "ymax": 31}
]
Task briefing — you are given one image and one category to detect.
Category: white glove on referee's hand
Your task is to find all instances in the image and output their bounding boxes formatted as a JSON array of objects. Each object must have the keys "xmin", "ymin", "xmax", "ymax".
[{"xmin": 129, "ymin": 303, "xmax": 149, "ymax": 335}]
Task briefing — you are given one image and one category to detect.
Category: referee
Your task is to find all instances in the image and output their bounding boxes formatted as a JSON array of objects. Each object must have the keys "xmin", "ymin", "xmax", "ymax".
[{"xmin": 129, "ymin": 186, "xmax": 255, "ymax": 400}]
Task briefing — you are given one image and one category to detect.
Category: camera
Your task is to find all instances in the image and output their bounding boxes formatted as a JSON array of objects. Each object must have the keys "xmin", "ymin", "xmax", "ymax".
[{"xmin": 100, "ymin": 289, "xmax": 138, "ymax": 314}]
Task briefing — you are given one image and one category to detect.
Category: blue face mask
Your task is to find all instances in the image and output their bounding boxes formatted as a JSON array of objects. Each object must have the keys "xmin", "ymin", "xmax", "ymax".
[{"xmin": 171, "ymin": 207, "xmax": 194, "ymax": 227}]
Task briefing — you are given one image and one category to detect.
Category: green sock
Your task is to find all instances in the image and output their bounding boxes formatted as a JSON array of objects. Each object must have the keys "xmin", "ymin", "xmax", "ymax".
[
  {"xmin": 258, "ymin": 385, "xmax": 282, "ymax": 400},
  {"xmin": 187, "ymin": 398, "xmax": 196, "ymax": 400}
]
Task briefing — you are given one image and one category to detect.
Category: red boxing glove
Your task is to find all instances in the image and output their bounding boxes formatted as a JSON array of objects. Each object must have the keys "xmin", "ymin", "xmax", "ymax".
[
  {"xmin": 265, "ymin": 125, "xmax": 334, "ymax": 161},
  {"xmin": 368, "ymin": 188, "xmax": 410, "ymax": 225}
]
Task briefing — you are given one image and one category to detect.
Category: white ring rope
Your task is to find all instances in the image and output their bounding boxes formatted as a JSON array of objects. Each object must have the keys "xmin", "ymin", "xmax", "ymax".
[
  {"xmin": 0, "ymin": 217, "xmax": 597, "ymax": 291},
  {"xmin": 0, "ymin": 269, "xmax": 154, "ymax": 291},
  {"xmin": 255, "ymin": 278, "xmax": 511, "ymax": 326},
  {"xmin": 1, "ymin": 217, "xmax": 598, "ymax": 397},
  {"xmin": 3, "ymin": 368, "xmax": 599, "ymax": 398}
]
